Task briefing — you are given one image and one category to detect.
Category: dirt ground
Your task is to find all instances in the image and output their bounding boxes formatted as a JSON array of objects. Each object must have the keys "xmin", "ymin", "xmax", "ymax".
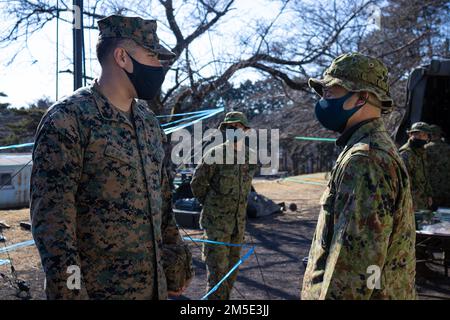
[{"xmin": 1, "ymin": 173, "xmax": 449, "ymax": 300}]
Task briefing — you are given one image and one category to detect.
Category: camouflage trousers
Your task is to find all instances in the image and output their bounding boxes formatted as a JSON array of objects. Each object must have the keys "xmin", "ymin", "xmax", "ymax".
[{"xmin": 202, "ymin": 227, "xmax": 244, "ymax": 300}]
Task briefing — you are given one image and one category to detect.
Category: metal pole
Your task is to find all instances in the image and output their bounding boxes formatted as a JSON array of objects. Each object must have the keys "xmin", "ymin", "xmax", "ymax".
[
  {"xmin": 73, "ymin": 0, "xmax": 84, "ymax": 90},
  {"xmin": 56, "ymin": 0, "xmax": 59, "ymax": 100}
]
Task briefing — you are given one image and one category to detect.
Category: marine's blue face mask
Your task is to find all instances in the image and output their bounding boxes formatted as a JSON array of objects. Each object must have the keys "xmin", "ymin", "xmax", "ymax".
[{"xmin": 314, "ymin": 92, "xmax": 363, "ymax": 133}]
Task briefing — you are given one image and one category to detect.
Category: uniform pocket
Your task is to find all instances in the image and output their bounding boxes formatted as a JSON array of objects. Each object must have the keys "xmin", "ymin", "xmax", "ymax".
[
  {"xmin": 104, "ymin": 143, "xmax": 138, "ymax": 169},
  {"xmin": 217, "ymin": 173, "xmax": 235, "ymax": 195}
]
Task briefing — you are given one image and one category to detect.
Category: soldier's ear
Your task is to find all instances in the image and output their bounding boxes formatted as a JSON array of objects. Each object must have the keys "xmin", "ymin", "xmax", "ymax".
[
  {"xmin": 352, "ymin": 91, "xmax": 368, "ymax": 108},
  {"xmin": 357, "ymin": 91, "xmax": 369, "ymax": 103},
  {"xmin": 113, "ymin": 47, "xmax": 130, "ymax": 70}
]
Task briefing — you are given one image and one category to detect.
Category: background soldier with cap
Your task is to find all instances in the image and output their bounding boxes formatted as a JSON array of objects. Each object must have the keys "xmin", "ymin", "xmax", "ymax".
[
  {"xmin": 399, "ymin": 122, "xmax": 433, "ymax": 211},
  {"xmin": 190, "ymin": 112, "xmax": 258, "ymax": 300},
  {"xmin": 30, "ymin": 15, "xmax": 192, "ymax": 300},
  {"xmin": 302, "ymin": 52, "xmax": 416, "ymax": 300},
  {"xmin": 425, "ymin": 124, "xmax": 450, "ymax": 208}
]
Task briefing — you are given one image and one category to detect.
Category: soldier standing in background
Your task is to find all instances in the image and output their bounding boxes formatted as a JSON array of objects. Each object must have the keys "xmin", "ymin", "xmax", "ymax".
[
  {"xmin": 399, "ymin": 122, "xmax": 433, "ymax": 211},
  {"xmin": 30, "ymin": 15, "xmax": 192, "ymax": 300},
  {"xmin": 190, "ymin": 112, "xmax": 258, "ymax": 300},
  {"xmin": 302, "ymin": 52, "xmax": 416, "ymax": 300},
  {"xmin": 425, "ymin": 124, "xmax": 450, "ymax": 208}
]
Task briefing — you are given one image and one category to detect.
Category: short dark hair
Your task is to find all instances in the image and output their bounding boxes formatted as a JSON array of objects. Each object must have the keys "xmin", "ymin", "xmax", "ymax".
[{"xmin": 96, "ymin": 37, "xmax": 134, "ymax": 65}]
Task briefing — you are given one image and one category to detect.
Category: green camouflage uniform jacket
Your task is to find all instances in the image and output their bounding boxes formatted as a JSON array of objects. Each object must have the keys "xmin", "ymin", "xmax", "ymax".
[
  {"xmin": 425, "ymin": 139, "xmax": 450, "ymax": 207},
  {"xmin": 302, "ymin": 118, "xmax": 416, "ymax": 300},
  {"xmin": 399, "ymin": 141, "xmax": 432, "ymax": 211},
  {"xmin": 31, "ymin": 81, "xmax": 188, "ymax": 300},
  {"xmin": 190, "ymin": 141, "xmax": 258, "ymax": 237}
]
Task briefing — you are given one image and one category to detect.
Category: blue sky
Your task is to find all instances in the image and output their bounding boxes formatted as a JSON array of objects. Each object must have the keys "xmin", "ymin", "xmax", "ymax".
[{"xmin": 0, "ymin": 0, "xmax": 291, "ymax": 108}]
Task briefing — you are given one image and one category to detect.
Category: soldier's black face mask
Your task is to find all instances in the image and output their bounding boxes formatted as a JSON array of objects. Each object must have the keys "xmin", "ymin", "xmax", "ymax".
[
  {"xmin": 410, "ymin": 138, "xmax": 428, "ymax": 149},
  {"xmin": 123, "ymin": 51, "xmax": 166, "ymax": 100}
]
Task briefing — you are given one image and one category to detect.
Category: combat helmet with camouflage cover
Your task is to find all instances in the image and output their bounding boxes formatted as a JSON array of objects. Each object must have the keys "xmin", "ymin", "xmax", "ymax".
[
  {"xmin": 219, "ymin": 111, "xmax": 250, "ymax": 130},
  {"xmin": 309, "ymin": 52, "xmax": 393, "ymax": 113},
  {"xmin": 407, "ymin": 122, "xmax": 432, "ymax": 134}
]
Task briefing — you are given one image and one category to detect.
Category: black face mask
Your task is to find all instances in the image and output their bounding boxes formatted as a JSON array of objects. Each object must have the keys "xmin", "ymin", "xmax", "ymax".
[
  {"xmin": 124, "ymin": 52, "xmax": 166, "ymax": 100},
  {"xmin": 222, "ymin": 125, "xmax": 247, "ymax": 143},
  {"xmin": 410, "ymin": 138, "xmax": 427, "ymax": 149}
]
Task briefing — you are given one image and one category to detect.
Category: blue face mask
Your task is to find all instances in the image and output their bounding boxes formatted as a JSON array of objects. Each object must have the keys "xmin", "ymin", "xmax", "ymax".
[{"xmin": 314, "ymin": 92, "xmax": 363, "ymax": 133}]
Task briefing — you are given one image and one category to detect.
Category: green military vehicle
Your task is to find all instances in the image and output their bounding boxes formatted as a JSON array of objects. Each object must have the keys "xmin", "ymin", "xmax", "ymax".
[{"xmin": 396, "ymin": 59, "xmax": 450, "ymax": 144}]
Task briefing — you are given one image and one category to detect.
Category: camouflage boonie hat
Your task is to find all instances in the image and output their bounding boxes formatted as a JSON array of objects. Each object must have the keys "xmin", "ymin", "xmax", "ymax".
[
  {"xmin": 309, "ymin": 52, "xmax": 393, "ymax": 113},
  {"xmin": 219, "ymin": 111, "xmax": 250, "ymax": 130},
  {"xmin": 407, "ymin": 122, "xmax": 432, "ymax": 134},
  {"xmin": 428, "ymin": 124, "xmax": 443, "ymax": 136},
  {"xmin": 162, "ymin": 243, "xmax": 194, "ymax": 292},
  {"xmin": 97, "ymin": 15, "xmax": 176, "ymax": 60}
]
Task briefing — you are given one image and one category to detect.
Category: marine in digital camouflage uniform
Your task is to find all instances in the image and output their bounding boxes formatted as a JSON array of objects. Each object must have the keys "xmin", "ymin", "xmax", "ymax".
[
  {"xmin": 190, "ymin": 112, "xmax": 258, "ymax": 300},
  {"xmin": 302, "ymin": 53, "xmax": 416, "ymax": 300},
  {"xmin": 399, "ymin": 122, "xmax": 433, "ymax": 211},
  {"xmin": 30, "ymin": 15, "xmax": 192, "ymax": 300},
  {"xmin": 425, "ymin": 125, "xmax": 450, "ymax": 208}
]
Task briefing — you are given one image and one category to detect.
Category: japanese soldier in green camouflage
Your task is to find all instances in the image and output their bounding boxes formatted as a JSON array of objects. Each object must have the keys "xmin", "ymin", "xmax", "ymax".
[
  {"xmin": 425, "ymin": 124, "xmax": 450, "ymax": 208},
  {"xmin": 302, "ymin": 53, "xmax": 416, "ymax": 300},
  {"xmin": 190, "ymin": 112, "xmax": 258, "ymax": 300},
  {"xmin": 30, "ymin": 15, "xmax": 193, "ymax": 300},
  {"xmin": 399, "ymin": 122, "xmax": 433, "ymax": 211}
]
